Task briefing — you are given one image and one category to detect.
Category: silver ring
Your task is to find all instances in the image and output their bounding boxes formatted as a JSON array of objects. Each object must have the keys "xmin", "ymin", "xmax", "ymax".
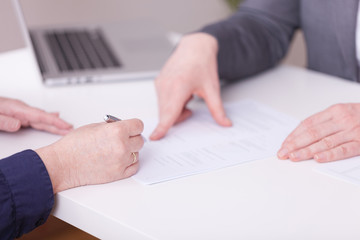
[{"xmin": 131, "ymin": 152, "xmax": 137, "ymax": 164}]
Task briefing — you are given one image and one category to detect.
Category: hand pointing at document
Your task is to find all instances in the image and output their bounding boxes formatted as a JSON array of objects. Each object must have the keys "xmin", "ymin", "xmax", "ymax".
[{"xmin": 150, "ymin": 33, "xmax": 232, "ymax": 140}]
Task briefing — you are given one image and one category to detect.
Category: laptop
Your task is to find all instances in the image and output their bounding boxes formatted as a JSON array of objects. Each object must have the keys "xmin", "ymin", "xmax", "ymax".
[{"xmin": 12, "ymin": 0, "xmax": 174, "ymax": 86}]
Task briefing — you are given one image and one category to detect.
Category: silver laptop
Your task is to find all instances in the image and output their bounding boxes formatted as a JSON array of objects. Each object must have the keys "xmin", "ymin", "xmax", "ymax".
[{"xmin": 13, "ymin": 0, "xmax": 174, "ymax": 86}]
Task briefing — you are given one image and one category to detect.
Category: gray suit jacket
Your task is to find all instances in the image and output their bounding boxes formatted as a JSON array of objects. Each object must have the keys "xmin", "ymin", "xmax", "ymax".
[{"xmin": 202, "ymin": 0, "xmax": 359, "ymax": 82}]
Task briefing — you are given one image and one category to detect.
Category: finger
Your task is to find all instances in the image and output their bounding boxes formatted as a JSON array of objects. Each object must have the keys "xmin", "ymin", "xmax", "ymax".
[
  {"xmin": 288, "ymin": 130, "xmax": 354, "ymax": 161},
  {"xmin": 150, "ymin": 119, "xmax": 174, "ymax": 140},
  {"xmin": 130, "ymin": 152, "xmax": 138, "ymax": 165},
  {"xmin": 119, "ymin": 119, "xmax": 144, "ymax": 137},
  {"xmin": 30, "ymin": 122, "xmax": 72, "ymax": 135},
  {"xmin": 0, "ymin": 115, "xmax": 21, "ymax": 132},
  {"xmin": 314, "ymin": 141, "xmax": 360, "ymax": 163},
  {"xmin": 122, "ymin": 152, "xmax": 139, "ymax": 168},
  {"xmin": 20, "ymin": 107, "xmax": 72, "ymax": 130},
  {"xmin": 202, "ymin": 85, "xmax": 232, "ymax": 127},
  {"xmin": 3, "ymin": 99, "xmax": 72, "ymax": 129},
  {"xmin": 122, "ymin": 161, "xmax": 140, "ymax": 179},
  {"xmin": 283, "ymin": 109, "xmax": 334, "ymax": 143},
  {"xmin": 150, "ymin": 95, "xmax": 193, "ymax": 140},
  {"xmin": 129, "ymin": 135, "xmax": 145, "ymax": 152},
  {"xmin": 278, "ymin": 120, "xmax": 340, "ymax": 159},
  {"xmin": 174, "ymin": 108, "xmax": 192, "ymax": 125}
]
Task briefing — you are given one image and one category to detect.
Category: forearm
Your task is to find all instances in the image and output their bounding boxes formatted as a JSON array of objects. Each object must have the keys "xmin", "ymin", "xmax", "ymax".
[
  {"xmin": 35, "ymin": 145, "xmax": 68, "ymax": 194},
  {"xmin": 177, "ymin": 33, "xmax": 218, "ymax": 60},
  {"xmin": 201, "ymin": 1, "xmax": 299, "ymax": 81}
]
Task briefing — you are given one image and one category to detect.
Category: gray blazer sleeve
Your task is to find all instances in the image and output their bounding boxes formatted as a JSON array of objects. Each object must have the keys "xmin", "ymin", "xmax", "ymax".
[{"xmin": 201, "ymin": 0, "xmax": 300, "ymax": 81}]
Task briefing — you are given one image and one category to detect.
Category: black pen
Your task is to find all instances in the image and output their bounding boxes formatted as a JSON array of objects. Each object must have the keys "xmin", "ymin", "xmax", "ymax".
[{"xmin": 104, "ymin": 114, "xmax": 121, "ymax": 123}]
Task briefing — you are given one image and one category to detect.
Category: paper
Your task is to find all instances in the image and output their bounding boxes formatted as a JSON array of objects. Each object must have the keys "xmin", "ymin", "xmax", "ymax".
[
  {"xmin": 315, "ymin": 157, "xmax": 360, "ymax": 186},
  {"xmin": 133, "ymin": 100, "xmax": 299, "ymax": 184}
]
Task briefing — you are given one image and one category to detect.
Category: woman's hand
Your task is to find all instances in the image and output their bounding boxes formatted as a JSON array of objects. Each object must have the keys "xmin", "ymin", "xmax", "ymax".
[
  {"xmin": 150, "ymin": 33, "xmax": 232, "ymax": 140},
  {"xmin": 278, "ymin": 103, "xmax": 360, "ymax": 163},
  {"xmin": 0, "ymin": 97, "xmax": 72, "ymax": 135},
  {"xmin": 36, "ymin": 119, "xmax": 144, "ymax": 193}
]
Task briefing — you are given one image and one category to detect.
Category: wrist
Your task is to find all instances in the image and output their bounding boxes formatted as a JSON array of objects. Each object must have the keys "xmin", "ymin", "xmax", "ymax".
[
  {"xmin": 179, "ymin": 33, "xmax": 218, "ymax": 57},
  {"xmin": 35, "ymin": 145, "xmax": 71, "ymax": 194}
]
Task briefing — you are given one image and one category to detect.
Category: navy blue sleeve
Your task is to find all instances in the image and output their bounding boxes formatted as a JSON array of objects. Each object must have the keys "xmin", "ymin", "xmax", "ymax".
[{"xmin": 0, "ymin": 150, "xmax": 54, "ymax": 239}]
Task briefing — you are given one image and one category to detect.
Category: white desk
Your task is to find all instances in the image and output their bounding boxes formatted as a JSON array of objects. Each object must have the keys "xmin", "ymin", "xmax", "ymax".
[{"xmin": 1, "ymin": 47, "xmax": 360, "ymax": 239}]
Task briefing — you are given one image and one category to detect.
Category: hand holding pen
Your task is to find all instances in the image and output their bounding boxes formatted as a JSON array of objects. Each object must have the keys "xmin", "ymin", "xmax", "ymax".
[
  {"xmin": 104, "ymin": 114, "xmax": 142, "ymax": 165},
  {"xmin": 104, "ymin": 114, "xmax": 121, "ymax": 123},
  {"xmin": 36, "ymin": 115, "xmax": 144, "ymax": 193}
]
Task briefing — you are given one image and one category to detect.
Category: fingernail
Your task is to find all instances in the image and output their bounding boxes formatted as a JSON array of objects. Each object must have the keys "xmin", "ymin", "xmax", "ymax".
[
  {"xmin": 289, "ymin": 152, "xmax": 300, "ymax": 161},
  {"xmin": 225, "ymin": 118, "xmax": 232, "ymax": 126},
  {"xmin": 314, "ymin": 153, "xmax": 326, "ymax": 162},
  {"xmin": 150, "ymin": 131, "xmax": 160, "ymax": 140},
  {"xmin": 222, "ymin": 116, "xmax": 232, "ymax": 126},
  {"xmin": 7, "ymin": 120, "xmax": 21, "ymax": 131},
  {"xmin": 277, "ymin": 148, "xmax": 289, "ymax": 159}
]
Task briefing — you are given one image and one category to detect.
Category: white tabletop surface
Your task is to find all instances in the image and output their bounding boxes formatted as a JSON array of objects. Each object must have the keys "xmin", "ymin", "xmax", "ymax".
[{"xmin": 1, "ymin": 46, "xmax": 360, "ymax": 239}]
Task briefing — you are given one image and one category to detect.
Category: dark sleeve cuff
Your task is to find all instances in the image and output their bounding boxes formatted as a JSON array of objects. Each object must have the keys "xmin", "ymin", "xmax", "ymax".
[{"xmin": 0, "ymin": 149, "xmax": 54, "ymax": 238}]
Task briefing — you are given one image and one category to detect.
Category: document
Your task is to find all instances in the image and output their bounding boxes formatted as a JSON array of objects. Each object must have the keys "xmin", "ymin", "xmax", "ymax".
[
  {"xmin": 133, "ymin": 100, "xmax": 299, "ymax": 184},
  {"xmin": 315, "ymin": 157, "xmax": 360, "ymax": 186}
]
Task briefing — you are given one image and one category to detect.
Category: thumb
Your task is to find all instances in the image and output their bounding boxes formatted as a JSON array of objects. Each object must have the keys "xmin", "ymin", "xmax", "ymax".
[{"xmin": 0, "ymin": 115, "xmax": 22, "ymax": 132}]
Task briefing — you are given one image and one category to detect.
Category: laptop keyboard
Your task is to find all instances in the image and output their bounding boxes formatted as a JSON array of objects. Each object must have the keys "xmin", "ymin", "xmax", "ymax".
[{"xmin": 44, "ymin": 29, "xmax": 122, "ymax": 72}]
